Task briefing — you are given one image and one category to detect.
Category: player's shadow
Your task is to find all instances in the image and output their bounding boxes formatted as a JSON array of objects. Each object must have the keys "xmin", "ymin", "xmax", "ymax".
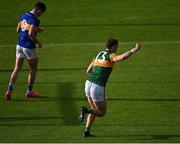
[
  {"xmin": 57, "ymin": 82, "xmax": 79, "ymax": 125},
  {"xmin": 0, "ymin": 116, "xmax": 62, "ymax": 122},
  {"xmin": 103, "ymin": 134, "xmax": 180, "ymax": 141},
  {"xmin": 2, "ymin": 23, "xmax": 180, "ymax": 28},
  {"xmin": 107, "ymin": 98, "xmax": 180, "ymax": 102},
  {"xmin": 0, "ymin": 68, "xmax": 85, "ymax": 72}
]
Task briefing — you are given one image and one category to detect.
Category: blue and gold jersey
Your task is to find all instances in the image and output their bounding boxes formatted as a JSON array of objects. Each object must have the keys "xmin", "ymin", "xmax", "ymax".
[{"xmin": 17, "ymin": 12, "xmax": 40, "ymax": 49}]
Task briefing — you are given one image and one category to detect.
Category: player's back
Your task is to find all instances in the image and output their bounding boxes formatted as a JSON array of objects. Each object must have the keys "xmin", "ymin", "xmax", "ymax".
[
  {"xmin": 18, "ymin": 12, "xmax": 40, "ymax": 49},
  {"xmin": 88, "ymin": 50, "xmax": 115, "ymax": 86}
]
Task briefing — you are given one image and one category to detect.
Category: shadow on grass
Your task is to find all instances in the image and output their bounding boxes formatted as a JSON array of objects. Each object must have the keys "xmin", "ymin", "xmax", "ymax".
[
  {"xmin": 0, "ymin": 116, "xmax": 62, "ymax": 122},
  {"xmin": 0, "ymin": 68, "xmax": 85, "ymax": 72},
  {"xmin": 10, "ymin": 96, "xmax": 50, "ymax": 102},
  {"xmin": 12, "ymin": 97, "xmax": 180, "ymax": 102},
  {"xmin": 102, "ymin": 134, "xmax": 180, "ymax": 140},
  {"xmin": 1, "ymin": 23, "xmax": 180, "ymax": 28},
  {"xmin": 57, "ymin": 82, "xmax": 79, "ymax": 125},
  {"xmin": 151, "ymin": 134, "xmax": 180, "ymax": 140},
  {"xmin": 108, "ymin": 98, "xmax": 180, "ymax": 102}
]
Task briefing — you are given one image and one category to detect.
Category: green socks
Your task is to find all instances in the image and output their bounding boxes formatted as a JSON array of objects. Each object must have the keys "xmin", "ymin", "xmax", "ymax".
[
  {"xmin": 85, "ymin": 126, "xmax": 91, "ymax": 132},
  {"xmin": 87, "ymin": 109, "xmax": 93, "ymax": 114}
]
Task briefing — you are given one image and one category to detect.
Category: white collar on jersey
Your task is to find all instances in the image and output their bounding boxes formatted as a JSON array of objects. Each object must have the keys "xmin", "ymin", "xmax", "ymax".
[{"xmin": 30, "ymin": 10, "xmax": 38, "ymax": 18}]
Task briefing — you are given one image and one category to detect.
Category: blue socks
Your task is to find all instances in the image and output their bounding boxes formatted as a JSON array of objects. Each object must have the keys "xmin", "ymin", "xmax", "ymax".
[
  {"xmin": 7, "ymin": 84, "xmax": 13, "ymax": 92},
  {"xmin": 27, "ymin": 85, "xmax": 33, "ymax": 92},
  {"xmin": 7, "ymin": 84, "xmax": 33, "ymax": 93}
]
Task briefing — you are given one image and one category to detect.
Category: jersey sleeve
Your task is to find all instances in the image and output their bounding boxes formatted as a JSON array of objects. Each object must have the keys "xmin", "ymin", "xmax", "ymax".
[{"xmin": 20, "ymin": 14, "xmax": 25, "ymax": 21}]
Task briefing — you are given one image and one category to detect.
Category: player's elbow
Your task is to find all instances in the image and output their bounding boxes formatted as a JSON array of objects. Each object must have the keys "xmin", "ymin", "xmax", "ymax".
[
  {"xmin": 121, "ymin": 55, "xmax": 129, "ymax": 60},
  {"xmin": 86, "ymin": 69, "xmax": 92, "ymax": 74},
  {"xmin": 86, "ymin": 66, "xmax": 93, "ymax": 74},
  {"xmin": 112, "ymin": 56, "xmax": 123, "ymax": 62},
  {"xmin": 28, "ymin": 32, "xmax": 34, "ymax": 39}
]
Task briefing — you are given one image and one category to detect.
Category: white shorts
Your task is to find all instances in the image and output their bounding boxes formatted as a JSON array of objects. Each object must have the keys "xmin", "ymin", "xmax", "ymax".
[
  {"xmin": 16, "ymin": 45, "xmax": 38, "ymax": 59},
  {"xmin": 85, "ymin": 80, "xmax": 105, "ymax": 102}
]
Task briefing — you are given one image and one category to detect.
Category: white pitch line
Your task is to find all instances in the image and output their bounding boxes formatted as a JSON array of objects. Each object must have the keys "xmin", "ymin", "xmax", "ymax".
[{"xmin": 0, "ymin": 41, "xmax": 180, "ymax": 48}]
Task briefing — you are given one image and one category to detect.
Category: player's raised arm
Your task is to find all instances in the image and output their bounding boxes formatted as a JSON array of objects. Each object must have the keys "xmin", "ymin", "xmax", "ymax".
[
  {"xmin": 112, "ymin": 42, "xmax": 141, "ymax": 62},
  {"xmin": 86, "ymin": 60, "xmax": 94, "ymax": 74},
  {"xmin": 29, "ymin": 25, "xmax": 42, "ymax": 48}
]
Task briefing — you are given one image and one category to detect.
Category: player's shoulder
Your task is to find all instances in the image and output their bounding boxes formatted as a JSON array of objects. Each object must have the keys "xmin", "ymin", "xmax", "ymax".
[
  {"xmin": 20, "ymin": 12, "xmax": 39, "ymax": 25},
  {"xmin": 94, "ymin": 50, "xmax": 111, "ymax": 61},
  {"xmin": 20, "ymin": 12, "xmax": 31, "ymax": 18}
]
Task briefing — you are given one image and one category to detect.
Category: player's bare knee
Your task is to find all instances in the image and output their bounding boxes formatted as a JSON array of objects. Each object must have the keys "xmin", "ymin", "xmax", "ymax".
[
  {"xmin": 14, "ymin": 66, "xmax": 21, "ymax": 73},
  {"xmin": 91, "ymin": 115, "xmax": 95, "ymax": 119}
]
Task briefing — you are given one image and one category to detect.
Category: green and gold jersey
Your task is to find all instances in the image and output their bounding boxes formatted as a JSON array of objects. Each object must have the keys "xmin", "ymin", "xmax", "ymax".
[{"xmin": 88, "ymin": 50, "xmax": 115, "ymax": 87}]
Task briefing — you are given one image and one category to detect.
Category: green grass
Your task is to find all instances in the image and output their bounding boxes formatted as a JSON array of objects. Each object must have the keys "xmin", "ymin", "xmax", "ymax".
[{"xmin": 0, "ymin": 0, "xmax": 180, "ymax": 142}]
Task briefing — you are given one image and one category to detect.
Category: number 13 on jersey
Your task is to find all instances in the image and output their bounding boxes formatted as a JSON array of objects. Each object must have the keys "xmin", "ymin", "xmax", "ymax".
[{"xmin": 95, "ymin": 51, "xmax": 108, "ymax": 63}]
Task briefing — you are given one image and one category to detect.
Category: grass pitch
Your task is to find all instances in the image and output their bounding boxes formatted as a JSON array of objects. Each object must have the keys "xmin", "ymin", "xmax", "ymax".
[{"xmin": 0, "ymin": 0, "xmax": 180, "ymax": 143}]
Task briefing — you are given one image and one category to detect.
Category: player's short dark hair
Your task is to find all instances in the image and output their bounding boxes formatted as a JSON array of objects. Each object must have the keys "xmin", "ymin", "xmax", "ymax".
[
  {"xmin": 106, "ymin": 38, "xmax": 118, "ymax": 49},
  {"xmin": 35, "ymin": 2, "xmax": 46, "ymax": 12}
]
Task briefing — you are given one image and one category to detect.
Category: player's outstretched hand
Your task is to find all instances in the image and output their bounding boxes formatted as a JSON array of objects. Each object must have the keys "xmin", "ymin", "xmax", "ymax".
[{"xmin": 131, "ymin": 42, "xmax": 141, "ymax": 53}]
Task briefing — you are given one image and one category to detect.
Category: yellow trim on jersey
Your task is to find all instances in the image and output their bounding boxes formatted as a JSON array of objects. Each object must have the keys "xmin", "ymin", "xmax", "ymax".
[
  {"xmin": 20, "ymin": 21, "xmax": 31, "ymax": 31},
  {"xmin": 93, "ymin": 60, "xmax": 114, "ymax": 67}
]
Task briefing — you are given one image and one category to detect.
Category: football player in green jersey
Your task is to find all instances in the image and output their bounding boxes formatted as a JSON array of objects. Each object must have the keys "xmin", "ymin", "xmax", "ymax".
[{"xmin": 79, "ymin": 38, "xmax": 141, "ymax": 137}]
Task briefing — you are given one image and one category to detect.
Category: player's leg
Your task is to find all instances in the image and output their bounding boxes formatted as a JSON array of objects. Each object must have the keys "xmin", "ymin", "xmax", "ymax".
[
  {"xmin": 25, "ymin": 57, "xmax": 39, "ymax": 97},
  {"xmin": 81, "ymin": 99, "xmax": 106, "ymax": 137},
  {"xmin": 28, "ymin": 57, "xmax": 38, "ymax": 87},
  {"xmin": 80, "ymin": 81, "xmax": 106, "ymax": 121},
  {"xmin": 84, "ymin": 94, "xmax": 107, "ymax": 117},
  {"xmin": 9, "ymin": 58, "xmax": 24, "ymax": 86},
  {"xmin": 84, "ymin": 96, "xmax": 96, "ymax": 137},
  {"xmin": 5, "ymin": 45, "xmax": 25, "ymax": 100},
  {"xmin": 5, "ymin": 58, "xmax": 24, "ymax": 99},
  {"xmin": 90, "ymin": 84, "xmax": 107, "ymax": 117},
  {"xmin": 23, "ymin": 48, "xmax": 40, "ymax": 97},
  {"xmin": 80, "ymin": 81, "xmax": 106, "ymax": 136},
  {"xmin": 91, "ymin": 100, "xmax": 107, "ymax": 117},
  {"xmin": 80, "ymin": 81, "xmax": 89, "ymax": 122}
]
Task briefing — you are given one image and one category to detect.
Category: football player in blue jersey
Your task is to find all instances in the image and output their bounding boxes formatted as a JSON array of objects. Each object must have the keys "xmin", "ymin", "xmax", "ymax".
[{"xmin": 5, "ymin": 2, "xmax": 46, "ymax": 100}]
